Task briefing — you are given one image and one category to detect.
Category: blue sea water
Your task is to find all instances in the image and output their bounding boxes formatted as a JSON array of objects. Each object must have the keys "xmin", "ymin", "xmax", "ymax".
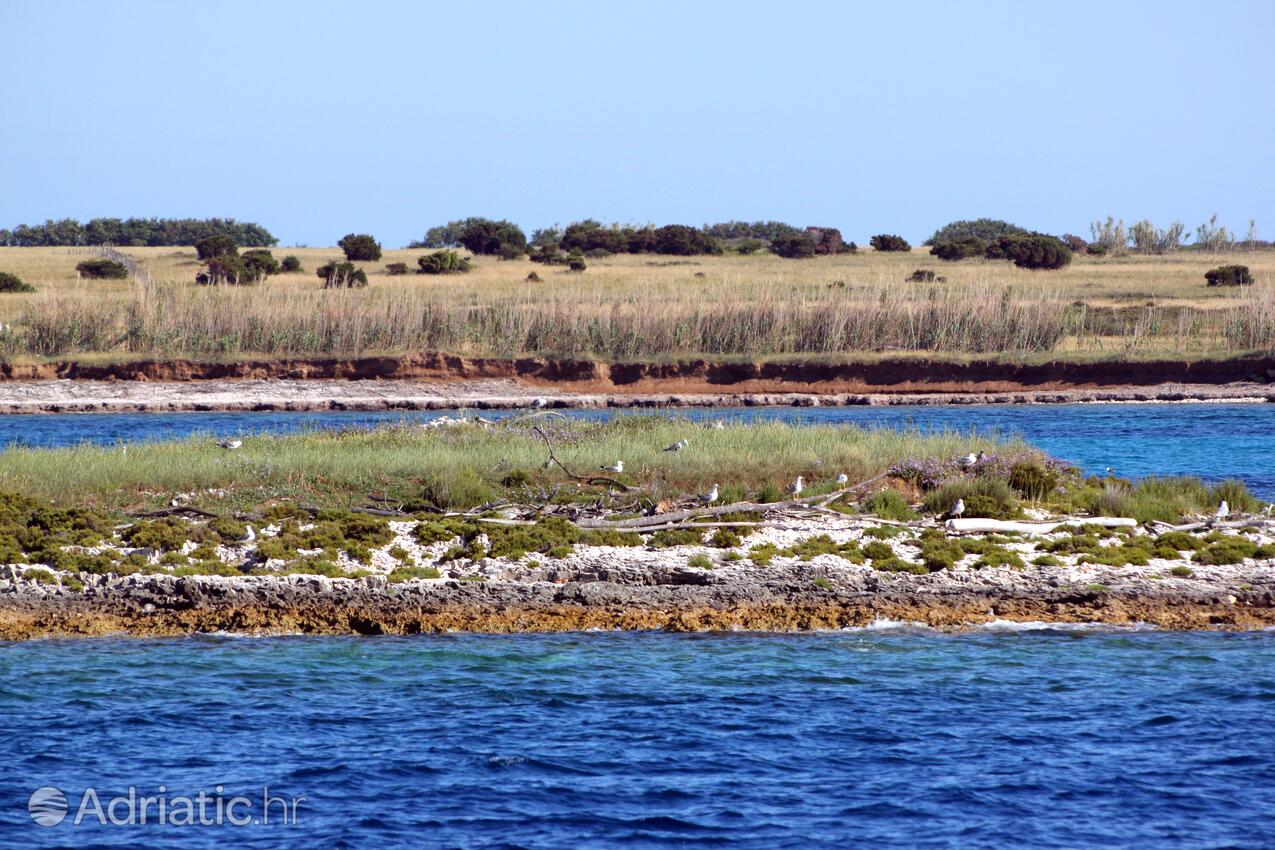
[
  {"xmin": 2, "ymin": 629, "xmax": 1275, "ymax": 849},
  {"xmin": 1, "ymin": 401, "xmax": 1273, "ymax": 496}
]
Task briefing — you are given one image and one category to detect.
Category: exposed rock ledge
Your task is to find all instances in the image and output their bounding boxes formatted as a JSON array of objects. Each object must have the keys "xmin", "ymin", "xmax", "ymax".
[
  {"xmin": 0, "ymin": 378, "xmax": 1271, "ymax": 414},
  {"xmin": 3, "ymin": 561, "xmax": 1272, "ymax": 640}
]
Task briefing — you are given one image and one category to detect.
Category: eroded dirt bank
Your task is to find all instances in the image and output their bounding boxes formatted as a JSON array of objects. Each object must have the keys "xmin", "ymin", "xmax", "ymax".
[
  {"xmin": 4, "ymin": 565, "xmax": 1273, "ymax": 640},
  {"xmin": 1, "ymin": 352, "xmax": 1273, "ymax": 393}
]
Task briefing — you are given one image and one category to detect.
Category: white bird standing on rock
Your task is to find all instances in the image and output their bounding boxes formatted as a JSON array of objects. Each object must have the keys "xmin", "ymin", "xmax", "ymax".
[
  {"xmin": 240, "ymin": 525, "xmax": 256, "ymax": 544},
  {"xmin": 961, "ymin": 452, "xmax": 977, "ymax": 468},
  {"xmin": 600, "ymin": 460, "xmax": 624, "ymax": 473},
  {"xmin": 532, "ymin": 397, "xmax": 549, "ymax": 409},
  {"xmin": 665, "ymin": 439, "xmax": 689, "ymax": 452},
  {"xmin": 790, "ymin": 476, "xmax": 805, "ymax": 498},
  {"xmin": 835, "ymin": 473, "xmax": 849, "ymax": 486},
  {"xmin": 219, "ymin": 438, "xmax": 242, "ymax": 450},
  {"xmin": 702, "ymin": 483, "xmax": 719, "ymax": 504},
  {"xmin": 1216, "ymin": 501, "xmax": 1230, "ymax": 520},
  {"xmin": 949, "ymin": 498, "xmax": 966, "ymax": 519}
]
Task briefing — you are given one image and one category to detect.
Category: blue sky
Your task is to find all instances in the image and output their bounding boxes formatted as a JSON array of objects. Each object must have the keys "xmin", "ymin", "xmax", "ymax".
[{"xmin": 2, "ymin": 0, "xmax": 1272, "ymax": 247}]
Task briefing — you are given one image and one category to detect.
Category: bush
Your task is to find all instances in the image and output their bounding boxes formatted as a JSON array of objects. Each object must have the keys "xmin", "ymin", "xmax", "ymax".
[
  {"xmin": 317, "ymin": 260, "xmax": 368, "ymax": 288},
  {"xmin": 525, "ymin": 271, "xmax": 542, "ymax": 282},
  {"xmin": 280, "ymin": 255, "xmax": 303, "ymax": 273},
  {"xmin": 241, "ymin": 249, "xmax": 280, "ymax": 279},
  {"xmin": 338, "ymin": 233, "xmax": 382, "ymax": 262},
  {"xmin": 0, "ymin": 271, "xmax": 34, "ymax": 293},
  {"xmin": 1061, "ymin": 234, "xmax": 1088, "ymax": 253},
  {"xmin": 986, "ymin": 233, "xmax": 1072, "ymax": 270},
  {"xmin": 459, "ymin": 219, "xmax": 527, "ymax": 256},
  {"xmin": 1204, "ymin": 265, "xmax": 1253, "ymax": 287},
  {"xmin": 929, "ymin": 237, "xmax": 986, "ymax": 261},
  {"xmin": 195, "ymin": 234, "xmax": 237, "ymax": 260},
  {"xmin": 385, "ymin": 262, "xmax": 409, "ymax": 276},
  {"xmin": 928, "ymin": 219, "xmax": 1028, "ymax": 246},
  {"xmin": 417, "ymin": 250, "xmax": 472, "ymax": 275},
  {"xmin": 1008, "ymin": 462, "xmax": 1059, "ymax": 500},
  {"xmin": 735, "ymin": 239, "xmax": 765, "ymax": 254},
  {"xmin": 860, "ymin": 489, "xmax": 917, "ymax": 521},
  {"xmin": 75, "ymin": 258, "xmax": 129, "ymax": 279},
  {"xmin": 770, "ymin": 232, "xmax": 817, "ymax": 259},
  {"xmin": 870, "ymin": 234, "xmax": 911, "ymax": 252},
  {"xmin": 567, "ymin": 251, "xmax": 587, "ymax": 272},
  {"xmin": 651, "ymin": 224, "xmax": 722, "ymax": 256},
  {"xmin": 924, "ymin": 478, "xmax": 1019, "ymax": 519},
  {"xmin": 906, "ymin": 269, "xmax": 945, "ymax": 283},
  {"xmin": 806, "ymin": 227, "xmax": 854, "ymax": 255},
  {"xmin": 202, "ymin": 252, "xmax": 250, "ymax": 285}
]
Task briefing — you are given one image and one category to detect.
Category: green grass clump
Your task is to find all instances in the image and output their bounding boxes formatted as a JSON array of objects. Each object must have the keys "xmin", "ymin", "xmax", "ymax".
[
  {"xmin": 687, "ymin": 553, "xmax": 713, "ymax": 569},
  {"xmin": 23, "ymin": 567, "xmax": 58, "ymax": 585},
  {"xmin": 1031, "ymin": 554, "xmax": 1062, "ymax": 567},
  {"xmin": 861, "ymin": 541, "xmax": 895, "ymax": 561},
  {"xmin": 785, "ymin": 535, "xmax": 865, "ymax": 563},
  {"xmin": 974, "ymin": 548, "xmax": 1025, "ymax": 569},
  {"xmin": 1066, "ymin": 476, "xmax": 1261, "ymax": 524},
  {"xmin": 650, "ymin": 528, "xmax": 704, "ymax": 548},
  {"xmin": 580, "ymin": 528, "xmax": 644, "ymax": 548},
  {"xmin": 748, "ymin": 543, "xmax": 779, "ymax": 566},
  {"xmin": 924, "ymin": 478, "xmax": 1019, "ymax": 519},
  {"xmin": 1169, "ymin": 565, "xmax": 1193, "ymax": 577},
  {"xmin": 862, "ymin": 525, "xmax": 908, "ymax": 540},
  {"xmin": 860, "ymin": 490, "xmax": 917, "ymax": 521},
  {"xmin": 813, "ymin": 576, "xmax": 832, "ymax": 589},
  {"xmin": 916, "ymin": 530, "xmax": 965, "ymax": 571},
  {"xmin": 388, "ymin": 564, "xmax": 441, "ymax": 582},
  {"xmin": 414, "ymin": 518, "xmax": 471, "ymax": 546},
  {"xmin": 709, "ymin": 529, "xmax": 742, "ymax": 548},
  {"xmin": 1154, "ymin": 531, "xmax": 1204, "ymax": 552},
  {"xmin": 1194, "ymin": 538, "xmax": 1259, "ymax": 565},
  {"xmin": 872, "ymin": 557, "xmax": 928, "ymax": 574}
]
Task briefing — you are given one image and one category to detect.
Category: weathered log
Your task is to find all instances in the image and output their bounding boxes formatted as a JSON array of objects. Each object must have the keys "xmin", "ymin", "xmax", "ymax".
[{"xmin": 945, "ymin": 517, "xmax": 1137, "ymax": 536}]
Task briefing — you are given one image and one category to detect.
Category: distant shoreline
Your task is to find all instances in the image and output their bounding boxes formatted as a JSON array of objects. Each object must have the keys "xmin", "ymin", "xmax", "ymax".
[{"xmin": 0, "ymin": 377, "xmax": 1271, "ymax": 415}]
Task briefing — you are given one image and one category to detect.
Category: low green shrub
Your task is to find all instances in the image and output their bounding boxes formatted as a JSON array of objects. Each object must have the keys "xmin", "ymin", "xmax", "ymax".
[
  {"xmin": 870, "ymin": 234, "xmax": 911, "ymax": 252},
  {"xmin": 860, "ymin": 489, "xmax": 917, "ymax": 520},
  {"xmin": 385, "ymin": 262, "xmax": 409, "ymax": 275},
  {"xmin": 281, "ymin": 255, "xmax": 303, "ymax": 273},
  {"xmin": 75, "ymin": 258, "xmax": 129, "ymax": 279},
  {"xmin": 339, "ymin": 233, "xmax": 382, "ymax": 262},
  {"xmin": 687, "ymin": 553, "xmax": 713, "ymax": 569},
  {"xmin": 417, "ymin": 250, "xmax": 472, "ymax": 274},
  {"xmin": 930, "ymin": 237, "xmax": 987, "ymax": 261},
  {"xmin": 986, "ymin": 233, "xmax": 1072, "ymax": 270},
  {"xmin": 317, "ymin": 261, "xmax": 368, "ymax": 288},
  {"xmin": 389, "ymin": 565, "xmax": 441, "ymax": 582},
  {"xmin": 1031, "ymin": 554, "xmax": 1062, "ymax": 567},
  {"xmin": 1205, "ymin": 264, "xmax": 1253, "ymax": 286},
  {"xmin": 1194, "ymin": 538, "xmax": 1258, "ymax": 565},
  {"xmin": 23, "ymin": 567, "xmax": 58, "ymax": 584},
  {"xmin": 924, "ymin": 479, "xmax": 1019, "ymax": 519},
  {"xmin": 0, "ymin": 271, "xmax": 34, "ymax": 293},
  {"xmin": 974, "ymin": 548, "xmax": 1024, "ymax": 569},
  {"xmin": 650, "ymin": 528, "xmax": 704, "ymax": 548},
  {"xmin": 1169, "ymin": 565, "xmax": 1193, "ymax": 577},
  {"xmin": 872, "ymin": 557, "xmax": 927, "ymax": 574}
]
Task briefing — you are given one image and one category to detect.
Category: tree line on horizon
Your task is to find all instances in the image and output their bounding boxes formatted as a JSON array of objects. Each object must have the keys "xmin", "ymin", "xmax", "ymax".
[{"xmin": 0, "ymin": 218, "xmax": 276, "ymax": 248}]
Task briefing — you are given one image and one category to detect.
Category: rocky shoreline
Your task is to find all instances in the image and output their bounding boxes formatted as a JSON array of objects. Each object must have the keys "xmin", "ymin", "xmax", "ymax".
[
  {"xmin": 5, "ymin": 545, "xmax": 1273, "ymax": 640},
  {"xmin": 0, "ymin": 377, "xmax": 1271, "ymax": 414}
]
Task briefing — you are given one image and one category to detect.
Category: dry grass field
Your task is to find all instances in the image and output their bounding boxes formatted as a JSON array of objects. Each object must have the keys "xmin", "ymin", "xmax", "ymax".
[{"xmin": 0, "ymin": 245, "xmax": 1272, "ymax": 362}]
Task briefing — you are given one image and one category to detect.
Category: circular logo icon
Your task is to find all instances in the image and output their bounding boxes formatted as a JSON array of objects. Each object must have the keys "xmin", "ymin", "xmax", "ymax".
[{"xmin": 28, "ymin": 786, "xmax": 68, "ymax": 827}]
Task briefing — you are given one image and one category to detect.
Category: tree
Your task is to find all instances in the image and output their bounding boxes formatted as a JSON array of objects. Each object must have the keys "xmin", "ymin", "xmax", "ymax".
[
  {"xmin": 1088, "ymin": 217, "xmax": 1128, "ymax": 256},
  {"xmin": 241, "ymin": 249, "xmax": 280, "ymax": 280},
  {"xmin": 338, "ymin": 233, "xmax": 382, "ymax": 262},
  {"xmin": 651, "ymin": 224, "xmax": 722, "ymax": 255},
  {"xmin": 0, "ymin": 218, "xmax": 275, "ymax": 247},
  {"xmin": 927, "ymin": 219, "xmax": 1027, "ymax": 246},
  {"xmin": 454, "ymin": 218, "xmax": 526, "ymax": 257},
  {"xmin": 281, "ymin": 255, "xmax": 303, "ymax": 273},
  {"xmin": 202, "ymin": 253, "xmax": 249, "ymax": 285},
  {"xmin": 1130, "ymin": 220, "xmax": 1185, "ymax": 254},
  {"xmin": 870, "ymin": 234, "xmax": 911, "ymax": 252},
  {"xmin": 195, "ymin": 234, "xmax": 237, "ymax": 261},
  {"xmin": 806, "ymin": 227, "xmax": 854, "ymax": 255},
  {"xmin": 1195, "ymin": 214, "xmax": 1233, "ymax": 252}
]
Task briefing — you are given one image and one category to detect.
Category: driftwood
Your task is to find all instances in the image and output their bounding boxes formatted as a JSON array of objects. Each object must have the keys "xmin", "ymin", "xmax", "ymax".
[
  {"xmin": 945, "ymin": 517, "xmax": 1137, "ymax": 536},
  {"xmin": 532, "ymin": 426, "xmax": 631, "ymax": 491},
  {"xmin": 129, "ymin": 506, "xmax": 218, "ymax": 519},
  {"xmin": 1149, "ymin": 518, "xmax": 1274, "ymax": 533}
]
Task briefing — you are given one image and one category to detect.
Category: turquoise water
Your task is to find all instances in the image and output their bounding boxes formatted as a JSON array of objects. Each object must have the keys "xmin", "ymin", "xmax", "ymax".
[
  {"xmin": 1, "ymin": 402, "xmax": 1273, "ymax": 496},
  {"xmin": 3, "ymin": 629, "xmax": 1274, "ymax": 848}
]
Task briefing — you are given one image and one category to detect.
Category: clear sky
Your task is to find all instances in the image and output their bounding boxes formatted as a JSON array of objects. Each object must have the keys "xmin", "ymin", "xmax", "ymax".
[{"xmin": 3, "ymin": 0, "xmax": 1272, "ymax": 247}]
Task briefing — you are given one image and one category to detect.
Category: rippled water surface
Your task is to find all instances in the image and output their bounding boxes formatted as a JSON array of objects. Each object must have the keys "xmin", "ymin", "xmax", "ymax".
[
  {"xmin": 3, "ymin": 630, "xmax": 1274, "ymax": 849},
  {"xmin": 2, "ymin": 402, "xmax": 1273, "ymax": 496}
]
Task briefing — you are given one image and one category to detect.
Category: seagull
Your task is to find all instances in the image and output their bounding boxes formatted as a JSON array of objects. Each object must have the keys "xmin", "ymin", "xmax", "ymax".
[
  {"xmin": 600, "ymin": 460, "xmax": 624, "ymax": 473},
  {"xmin": 1264, "ymin": 504, "xmax": 1273, "ymax": 517},
  {"xmin": 532, "ymin": 397, "xmax": 549, "ymax": 409},
  {"xmin": 1216, "ymin": 501, "xmax": 1229, "ymax": 520},
  {"xmin": 960, "ymin": 452, "xmax": 978, "ymax": 468},
  {"xmin": 835, "ymin": 473, "xmax": 849, "ymax": 486},
  {"xmin": 701, "ymin": 483, "xmax": 719, "ymax": 504},
  {"xmin": 240, "ymin": 525, "xmax": 256, "ymax": 544},
  {"xmin": 947, "ymin": 498, "xmax": 966, "ymax": 519},
  {"xmin": 1105, "ymin": 467, "xmax": 1116, "ymax": 476},
  {"xmin": 664, "ymin": 439, "xmax": 689, "ymax": 452},
  {"xmin": 789, "ymin": 476, "xmax": 805, "ymax": 498},
  {"xmin": 707, "ymin": 420, "xmax": 725, "ymax": 430},
  {"xmin": 219, "ymin": 438, "xmax": 242, "ymax": 450}
]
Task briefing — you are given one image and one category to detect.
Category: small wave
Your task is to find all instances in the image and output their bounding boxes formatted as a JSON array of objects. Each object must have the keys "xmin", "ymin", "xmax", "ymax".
[{"xmin": 975, "ymin": 619, "xmax": 1159, "ymax": 633}]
